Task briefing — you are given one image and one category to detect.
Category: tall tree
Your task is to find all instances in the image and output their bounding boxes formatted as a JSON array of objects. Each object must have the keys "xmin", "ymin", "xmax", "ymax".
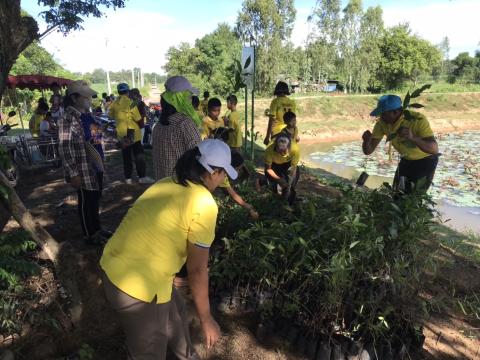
[
  {"xmin": 437, "ymin": 36, "xmax": 451, "ymax": 80},
  {"xmin": 376, "ymin": 25, "xmax": 442, "ymax": 89},
  {"xmin": 339, "ymin": 0, "xmax": 363, "ymax": 93},
  {"xmin": 307, "ymin": 0, "xmax": 341, "ymax": 84},
  {"xmin": 357, "ymin": 6, "xmax": 384, "ymax": 92},
  {"xmin": 236, "ymin": 0, "xmax": 296, "ymax": 94},
  {"xmin": 0, "ymin": 0, "xmax": 125, "ymax": 101}
]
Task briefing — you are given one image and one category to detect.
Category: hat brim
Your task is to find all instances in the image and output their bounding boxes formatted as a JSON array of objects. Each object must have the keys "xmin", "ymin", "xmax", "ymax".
[
  {"xmin": 190, "ymin": 87, "xmax": 199, "ymax": 96},
  {"xmin": 223, "ymin": 163, "xmax": 238, "ymax": 180},
  {"xmin": 370, "ymin": 108, "xmax": 381, "ymax": 116}
]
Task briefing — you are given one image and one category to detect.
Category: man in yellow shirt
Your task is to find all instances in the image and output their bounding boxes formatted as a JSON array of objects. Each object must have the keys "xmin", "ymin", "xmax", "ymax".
[
  {"xmin": 264, "ymin": 81, "xmax": 296, "ymax": 145},
  {"xmin": 224, "ymin": 94, "xmax": 242, "ymax": 151},
  {"xmin": 362, "ymin": 95, "xmax": 439, "ymax": 193},
  {"xmin": 201, "ymin": 98, "xmax": 224, "ymax": 139},
  {"xmin": 108, "ymin": 83, "xmax": 154, "ymax": 184},
  {"xmin": 265, "ymin": 134, "xmax": 300, "ymax": 204}
]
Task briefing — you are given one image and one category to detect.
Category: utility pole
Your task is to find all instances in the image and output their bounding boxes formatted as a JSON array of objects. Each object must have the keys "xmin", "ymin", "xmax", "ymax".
[
  {"xmin": 105, "ymin": 38, "xmax": 112, "ymax": 95},
  {"xmin": 131, "ymin": 68, "xmax": 135, "ymax": 88}
]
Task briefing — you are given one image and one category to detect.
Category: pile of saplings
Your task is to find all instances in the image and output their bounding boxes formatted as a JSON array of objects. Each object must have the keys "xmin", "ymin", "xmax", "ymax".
[{"xmin": 211, "ymin": 183, "xmax": 436, "ymax": 359}]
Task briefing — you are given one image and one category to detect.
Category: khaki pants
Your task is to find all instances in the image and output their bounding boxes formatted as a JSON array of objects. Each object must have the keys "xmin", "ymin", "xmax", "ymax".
[{"xmin": 102, "ymin": 272, "xmax": 199, "ymax": 360}]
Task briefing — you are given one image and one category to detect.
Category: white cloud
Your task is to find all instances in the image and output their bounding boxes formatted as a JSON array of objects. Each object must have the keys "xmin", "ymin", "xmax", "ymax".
[
  {"xmin": 39, "ymin": 8, "xmax": 208, "ymax": 73},
  {"xmin": 382, "ymin": 0, "xmax": 479, "ymax": 57}
]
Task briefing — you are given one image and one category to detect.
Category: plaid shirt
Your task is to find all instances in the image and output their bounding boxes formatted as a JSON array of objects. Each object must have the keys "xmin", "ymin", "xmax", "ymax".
[
  {"xmin": 58, "ymin": 106, "xmax": 98, "ymax": 191},
  {"xmin": 152, "ymin": 113, "xmax": 201, "ymax": 180}
]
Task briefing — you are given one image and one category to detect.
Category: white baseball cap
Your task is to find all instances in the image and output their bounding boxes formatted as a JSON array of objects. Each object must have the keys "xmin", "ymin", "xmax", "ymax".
[
  {"xmin": 197, "ymin": 139, "xmax": 238, "ymax": 180},
  {"xmin": 164, "ymin": 76, "xmax": 199, "ymax": 96}
]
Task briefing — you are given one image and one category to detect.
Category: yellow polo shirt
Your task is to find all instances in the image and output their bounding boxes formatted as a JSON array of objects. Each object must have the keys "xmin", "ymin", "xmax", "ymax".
[
  {"xmin": 372, "ymin": 111, "xmax": 435, "ymax": 161},
  {"xmin": 226, "ymin": 110, "xmax": 242, "ymax": 148},
  {"xmin": 100, "ymin": 177, "xmax": 218, "ymax": 304},
  {"xmin": 269, "ymin": 96, "xmax": 296, "ymax": 136},
  {"xmin": 201, "ymin": 115, "xmax": 223, "ymax": 139},
  {"xmin": 265, "ymin": 143, "xmax": 300, "ymax": 166},
  {"xmin": 108, "ymin": 95, "xmax": 142, "ymax": 142}
]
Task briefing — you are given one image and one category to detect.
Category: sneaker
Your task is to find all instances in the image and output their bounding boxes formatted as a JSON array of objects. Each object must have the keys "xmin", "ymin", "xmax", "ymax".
[
  {"xmin": 138, "ymin": 176, "xmax": 155, "ymax": 184},
  {"xmin": 125, "ymin": 178, "xmax": 133, "ymax": 184}
]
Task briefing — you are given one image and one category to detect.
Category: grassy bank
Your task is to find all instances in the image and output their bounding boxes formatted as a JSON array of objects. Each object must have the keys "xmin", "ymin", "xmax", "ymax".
[{"xmin": 232, "ymin": 92, "xmax": 480, "ymax": 143}]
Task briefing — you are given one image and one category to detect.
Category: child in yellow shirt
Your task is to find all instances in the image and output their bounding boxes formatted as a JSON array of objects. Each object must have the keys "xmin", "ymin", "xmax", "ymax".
[
  {"xmin": 224, "ymin": 94, "xmax": 243, "ymax": 151},
  {"xmin": 281, "ymin": 111, "xmax": 300, "ymax": 146},
  {"xmin": 201, "ymin": 97, "xmax": 224, "ymax": 139}
]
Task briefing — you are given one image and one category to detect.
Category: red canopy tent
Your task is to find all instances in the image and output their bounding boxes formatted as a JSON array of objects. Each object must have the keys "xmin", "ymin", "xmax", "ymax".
[{"xmin": 6, "ymin": 75, "xmax": 73, "ymax": 90}]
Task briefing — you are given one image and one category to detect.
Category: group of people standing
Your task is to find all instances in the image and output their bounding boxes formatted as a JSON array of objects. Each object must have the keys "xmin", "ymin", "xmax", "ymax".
[{"xmin": 52, "ymin": 74, "xmax": 439, "ymax": 360}]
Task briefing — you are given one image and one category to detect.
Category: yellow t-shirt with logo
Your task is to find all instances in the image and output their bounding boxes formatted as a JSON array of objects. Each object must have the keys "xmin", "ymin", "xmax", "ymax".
[
  {"xmin": 108, "ymin": 95, "xmax": 142, "ymax": 142},
  {"xmin": 372, "ymin": 111, "xmax": 434, "ymax": 161},
  {"xmin": 226, "ymin": 110, "xmax": 242, "ymax": 148},
  {"xmin": 265, "ymin": 143, "xmax": 300, "ymax": 167},
  {"xmin": 269, "ymin": 96, "xmax": 296, "ymax": 136},
  {"xmin": 201, "ymin": 115, "xmax": 223, "ymax": 139},
  {"xmin": 100, "ymin": 177, "xmax": 218, "ymax": 304}
]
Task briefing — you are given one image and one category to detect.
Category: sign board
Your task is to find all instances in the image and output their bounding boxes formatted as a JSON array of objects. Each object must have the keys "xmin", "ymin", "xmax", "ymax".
[{"xmin": 241, "ymin": 46, "xmax": 255, "ymax": 90}]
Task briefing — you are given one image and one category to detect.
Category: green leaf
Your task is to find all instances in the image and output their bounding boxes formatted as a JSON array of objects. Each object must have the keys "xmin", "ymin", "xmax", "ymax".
[
  {"xmin": 260, "ymin": 241, "xmax": 275, "ymax": 251},
  {"xmin": 410, "ymin": 84, "xmax": 431, "ymax": 98},
  {"xmin": 408, "ymin": 103, "xmax": 424, "ymax": 109},
  {"xmin": 349, "ymin": 241, "xmax": 360, "ymax": 249},
  {"xmin": 403, "ymin": 110, "xmax": 415, "ymax": 121},
  {"xmin": 402, "ymin": 91, "xmax": 411, "ymax": 109}
]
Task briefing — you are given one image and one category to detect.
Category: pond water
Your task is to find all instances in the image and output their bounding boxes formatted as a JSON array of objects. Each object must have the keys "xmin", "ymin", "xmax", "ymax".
[{"xmin": 303, "ymin": 131, "xmax": 480, "ymax": 234}]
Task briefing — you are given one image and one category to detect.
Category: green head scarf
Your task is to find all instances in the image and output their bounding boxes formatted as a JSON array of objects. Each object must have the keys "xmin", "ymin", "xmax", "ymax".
[{"xmin": 161, "ymin": 90, "xmax": 202, "ymax": 126}]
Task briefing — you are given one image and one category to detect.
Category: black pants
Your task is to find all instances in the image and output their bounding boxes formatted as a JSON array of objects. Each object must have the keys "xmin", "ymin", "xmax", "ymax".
[
  {"xmin": 393, "ymin": 155, "xmax": 439, "ymax": 194},
  {"xmin": 266, "ymin": 162, "xmax": 300, "ymax": 203},
  {"xmin": 77, "ymin": 173, "xmax": 103, "ymax": 237},
  {"xmin": 122, "ymin": 141, "xmax": 146, "ymax": 179}
]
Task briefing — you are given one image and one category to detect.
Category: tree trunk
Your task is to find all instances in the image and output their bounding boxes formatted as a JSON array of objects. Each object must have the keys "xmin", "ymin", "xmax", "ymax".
[
  {"xmin": 0, "ymin": 170, "xmax": 60, "ymax": 263},
  {"xmin": 0, "ymin": 0, "xmax": 39, "ymax": 101}
]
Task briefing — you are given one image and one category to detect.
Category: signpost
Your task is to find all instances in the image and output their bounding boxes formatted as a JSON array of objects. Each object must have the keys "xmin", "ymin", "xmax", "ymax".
[{"xmin": 241, "ymin": 46, "xmax": 255, "ymax": 160}]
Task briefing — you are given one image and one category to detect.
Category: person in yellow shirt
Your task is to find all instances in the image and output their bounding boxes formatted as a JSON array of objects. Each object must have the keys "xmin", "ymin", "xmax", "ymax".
[
  {"xmin": 108, "ymin": 83, "xmax": 154, "ymax": 184},
  {"xmin": 264, "ymin": 81, "xmax": 296, "ymax": 145},
  {"xmin": 265, "ymin": 134, "xmax": 300, "ymax": 204},
  {"xmin": 29, "ymin": 101, "xmax": 49, "ymax": 138},
  {"xmin": 200, "ymin": 91, "xmax": 210, "ymax": 115},
  {"xmin": 201, "ymin": 98, "xmax": 224, "ymax": 139},
  {"xmin": 224, "ymin": 94, "xmax": 243, "ymax": 151},
  {"xmin": 279, "ymin": 111, "xmax": 300, "ymax": 147},
  {"xmin": 100, "ymin": 139, "xmax": 237, "ymax": 359},
  {"xmin": 362, "ymin": 95, "xmax": 439, "ymax": 193}
]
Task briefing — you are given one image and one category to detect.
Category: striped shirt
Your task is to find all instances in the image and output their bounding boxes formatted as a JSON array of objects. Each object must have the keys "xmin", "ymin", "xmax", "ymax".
[
  {"xmin": 58, "ymin": 106, "xmax": 98, "ymax": 191},
  {"xmin": 152, "ymin": 112, "xmax": 201, "ymax": 181}
]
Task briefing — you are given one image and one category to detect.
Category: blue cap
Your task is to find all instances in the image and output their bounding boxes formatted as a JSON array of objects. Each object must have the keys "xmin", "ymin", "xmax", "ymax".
[
  {"xmin": 370, "ymin": 95, "xmax": 402, "ymax": 116},
  {"xmin": 117, "ymin": 83, "xmax": 129, "ymax": 93}
]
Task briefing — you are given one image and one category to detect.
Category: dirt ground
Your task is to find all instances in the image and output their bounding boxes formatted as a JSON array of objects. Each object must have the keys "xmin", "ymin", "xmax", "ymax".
[{"xmin": 1, "ymin": 146, "xmax": 479, "ymax": 359}]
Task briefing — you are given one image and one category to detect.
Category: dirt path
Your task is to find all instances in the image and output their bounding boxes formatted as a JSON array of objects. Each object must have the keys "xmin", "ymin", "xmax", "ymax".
[{"xmin": 2, "ymin": 148, "xmax": 479, "ymax": 359}]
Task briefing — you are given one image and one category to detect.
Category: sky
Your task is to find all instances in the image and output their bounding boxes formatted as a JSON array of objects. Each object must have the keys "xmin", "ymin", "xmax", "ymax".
[{"xmin": 22, "ymin": 0, "xmax": 480, "ymax": 74}]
